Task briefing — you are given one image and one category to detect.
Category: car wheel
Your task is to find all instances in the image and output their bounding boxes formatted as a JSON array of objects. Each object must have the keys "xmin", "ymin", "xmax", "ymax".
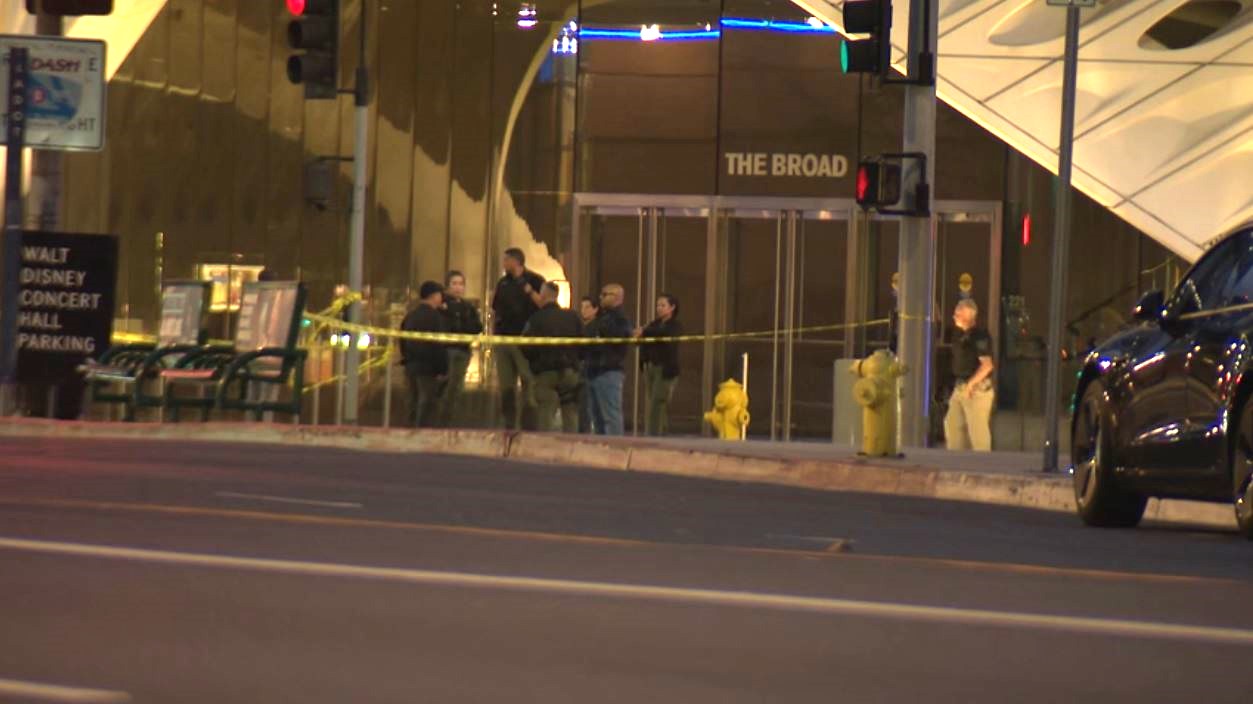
[
  {"xmin": 1232, "ymin": 401, "xmax": 1253, "ymax": 540},
  {"xmin": 1072, "ymin": 384, "xmax": 1147, "ymax": 528}
]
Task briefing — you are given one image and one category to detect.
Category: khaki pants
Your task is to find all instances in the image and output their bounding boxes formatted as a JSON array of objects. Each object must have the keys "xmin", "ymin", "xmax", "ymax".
[
  {"xmin": 534, "ymin": 368, "xmax": 581, "ymax": 433},
  {"xmin": 945, "ymin": 380, "xmax": 994, "ymax": 451},
  {"xmin": 644, "ymin": 364, "xmax": 678, "ymax": 436},
  {"xmin": 440, "ymin": 348, "xmax": 471, "ymax": 427},
  {"xmin": 496, "ymin": 345, "xmax": 535, "ymax": 430}
]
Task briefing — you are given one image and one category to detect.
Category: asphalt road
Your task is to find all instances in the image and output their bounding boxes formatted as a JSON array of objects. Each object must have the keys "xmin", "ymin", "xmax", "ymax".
[{"xmin": 0, "ymin": 435, "xmax": 1251, "ymax": 703}]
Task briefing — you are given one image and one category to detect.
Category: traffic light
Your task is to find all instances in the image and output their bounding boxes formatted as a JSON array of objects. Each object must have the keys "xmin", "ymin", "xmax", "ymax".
[
  {"xmin": 286, "ymin": 0, "xmax": 339, "ymax": 100},
  {"xmin": 855, "ymin": 153, "xmax": 928, "ymax": 216},
  {"xmin": 855, "ymin": 160, "xmax": 901, "ymax": 209},
  {"xmin": 25, "ymin": 0, "xmax": 112, "ymax": 14},
  {"xmin": 841, "ymin": 0, "xmax": 891, "ymax": 76}
]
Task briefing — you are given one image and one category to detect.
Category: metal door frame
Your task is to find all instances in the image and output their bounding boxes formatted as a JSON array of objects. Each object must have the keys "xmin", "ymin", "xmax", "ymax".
[
  {"xmin": 574, "ymin": 195, "xmax": 1001, "ymax": 440},
  {"xmin": 573, "ymin": 194, "xmax": 857, "ymax": 439}
]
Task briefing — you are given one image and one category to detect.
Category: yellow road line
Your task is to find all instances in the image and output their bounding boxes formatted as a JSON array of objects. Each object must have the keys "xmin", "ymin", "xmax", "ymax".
[
  {"xmin": 0, "ymin": 497, "xmax": 1240, "ymax": 586},
  {"xmin": 0, "ymin": 497, "xmax": 838, "ymax": 560},
  {"xmin": 0, "ymin": 677, "xmax": 130, "ymax": 703}
]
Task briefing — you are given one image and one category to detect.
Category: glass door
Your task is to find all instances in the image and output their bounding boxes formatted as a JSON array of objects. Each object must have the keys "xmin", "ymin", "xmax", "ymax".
[
  {"xmin": 715, "ymin": 209, "xmax": 787, "ymax": 440},
  {"xmin": 789, "ymin": 210, "xmax": 851, "ymax": 440},
  {"xmin": 573, "ymin": 198, "xmax": 712, "ymax": 435},
  {"xmin": 652, "ymin": 209, "xmax": 710, "ymax": 435},
  {"xmin": 713, "ymin": 205, "xmax": 852, "ymax": 441},
  {"xmin": 865, "ymin": 202, "xmax": 1002, "ymax": 447}
]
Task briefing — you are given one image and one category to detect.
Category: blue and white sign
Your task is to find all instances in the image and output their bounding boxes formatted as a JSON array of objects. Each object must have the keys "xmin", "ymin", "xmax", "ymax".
[{"xmin": 0, "ymin": 35, "xmax": 105, "ymax": 151}]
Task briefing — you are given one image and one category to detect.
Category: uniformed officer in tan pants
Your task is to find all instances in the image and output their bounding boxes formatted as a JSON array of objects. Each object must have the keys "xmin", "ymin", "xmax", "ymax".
[{"xmin": 945, "ymin": 299, "xmax": 995, "ymax": 451}]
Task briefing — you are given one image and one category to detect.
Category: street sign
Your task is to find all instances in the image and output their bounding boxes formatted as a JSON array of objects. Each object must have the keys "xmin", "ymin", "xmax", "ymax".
[
  {"xmin": 17, "ymin": 230, "xmax": 118, "ymax": 383},
  {"xmin": 1046, "ymin": 0, "xmax": 1096, "ymax": 6},
  {"xmin": 0, "ymin": 35, "xmax": 105, "ymax": 151}
]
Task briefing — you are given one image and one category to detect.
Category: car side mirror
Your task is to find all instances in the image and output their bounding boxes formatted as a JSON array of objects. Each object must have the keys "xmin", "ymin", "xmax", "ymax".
[{"xmin": 1133, "ymin": 290, "xmax": 1165, "ymax": 322}]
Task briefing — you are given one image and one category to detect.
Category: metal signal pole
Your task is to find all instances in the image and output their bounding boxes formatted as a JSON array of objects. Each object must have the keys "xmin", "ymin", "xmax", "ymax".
[
  {"xmin": 343, "ymin": 0, "xmax": 368, "ymax": 425},
  {"xmin": 1043, "ymin": 5, "xmax": 1082, "ymax": 472}
]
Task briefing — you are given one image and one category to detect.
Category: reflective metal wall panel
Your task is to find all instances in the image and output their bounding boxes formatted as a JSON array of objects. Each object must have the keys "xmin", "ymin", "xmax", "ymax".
[{"xmin": 409, "ymin": 0, "xmax": 454, "ymax": 291}]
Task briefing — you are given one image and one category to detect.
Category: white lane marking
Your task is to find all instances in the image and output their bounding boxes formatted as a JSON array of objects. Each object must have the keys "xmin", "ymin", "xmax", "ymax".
[
  {"xmin": 0, "ymin": 677, "xmax": 131, "ymax": 703},
  {"xmin": 212, "ymin": 491, "xmax": 362, "ymax": 510},
  {"xmin": 2, "ymin": 536, "xmax": 1252, "ymax": 647}
]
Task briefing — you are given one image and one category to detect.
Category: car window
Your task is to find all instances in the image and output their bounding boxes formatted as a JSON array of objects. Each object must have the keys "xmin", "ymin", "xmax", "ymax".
[
  {"xmin": 1173, "ymin": 234, "xmax": 1242, "ymax": 312},
  {"xmin": 1220, "ymin": 230, "xmax": 1253, "ymax": 306}
]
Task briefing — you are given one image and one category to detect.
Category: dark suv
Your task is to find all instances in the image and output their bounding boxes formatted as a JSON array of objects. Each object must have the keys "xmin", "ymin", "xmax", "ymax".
[{"xmin": 1071, "ymin": 224, "xmax": 1253, "ymax": 538}]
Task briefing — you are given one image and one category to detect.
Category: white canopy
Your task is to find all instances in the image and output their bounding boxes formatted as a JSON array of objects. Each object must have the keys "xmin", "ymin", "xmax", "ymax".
[{"xmin": 796, "ymin": 0, "xmax": 1253, "ymax": 261}]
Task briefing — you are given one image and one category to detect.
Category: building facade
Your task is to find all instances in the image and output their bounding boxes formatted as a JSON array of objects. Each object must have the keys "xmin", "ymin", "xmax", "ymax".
[{"xmin": 54, "ymin": 0, "xmax": 1185, "ymax": 444}]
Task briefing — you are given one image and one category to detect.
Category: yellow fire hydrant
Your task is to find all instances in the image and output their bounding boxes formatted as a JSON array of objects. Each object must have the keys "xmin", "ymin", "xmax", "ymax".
[
  {"xmin": 849, "ymin": 350, "xmax": 907, "ymax": 457},
  {"xmin": 705, "ymin": 379, "xmax": 750, "ymax": 440}
]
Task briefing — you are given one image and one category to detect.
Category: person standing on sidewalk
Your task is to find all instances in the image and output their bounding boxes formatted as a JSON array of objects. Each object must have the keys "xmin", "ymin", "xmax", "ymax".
[
  {"xmin": 400, "ymin": 281, "xmax": 448, "ymax": 429},
  {"xmin": 522, "ymin": 283, "xmax": 583, "ymax": 433},
  {"xmin": 438, "ymin": 270, "xmax": 483, "ymax": 427},
  {"xmin": 577, "ymin": 295, "xmax": 600, "ymax": 434},
  {"xmin": 584, "ymin": 284, "xmax": 632, "ymax": 436},
  {"xmin": 945, "ymin": 299, "xmax": 995, "ymax": 451},
  {"xmin": 635, "ymin": 293, "xmax": 682, "ymax": 436},
  {"xmin": 491, "ymin": 248, "xmax": 545, "ymax": 429}
]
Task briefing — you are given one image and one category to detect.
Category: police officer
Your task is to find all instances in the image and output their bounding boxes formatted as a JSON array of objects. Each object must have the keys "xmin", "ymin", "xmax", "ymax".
[
  {"xmin": 491, "ymin": 248, "xmax": 545, "ymax": 429},
  {"xmin": 945, "ymin": 299, "xmax": 995, "ymax": 451},
  {"xmin": 400, "ymin": 281, "xmax": 448, "ymax": 428},
  {"xmin": 439, "ymin": 270, "xmax": 483, "ymax": 426},
  {"xmin": 522, "ymin": 283, "xmax": 583, "ymax": 433}
]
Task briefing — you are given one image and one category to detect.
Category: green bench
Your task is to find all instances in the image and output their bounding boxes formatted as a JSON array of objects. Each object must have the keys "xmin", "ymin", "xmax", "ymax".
[
  {"xmin": 83, "ymin": 281, "xmax": 211, "ymax": 421},
  {"xmin": 161, "ymin": 281, "xmax": 308, "ymax": 422}
]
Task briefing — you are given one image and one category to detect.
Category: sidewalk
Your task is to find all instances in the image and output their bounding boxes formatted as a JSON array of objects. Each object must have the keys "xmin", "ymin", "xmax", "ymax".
[{"xmin": 0, "ymin": 419, "xmax": 1235, "ymax": 531}]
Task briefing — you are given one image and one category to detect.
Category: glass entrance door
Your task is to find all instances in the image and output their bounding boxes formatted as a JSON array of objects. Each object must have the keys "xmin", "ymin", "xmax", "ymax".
[
  {"xmin": 574, "ymin": 198, "xmax": 713, "ymax": 435},
  {"xmin": 864, "ymin": 202, "xmax": 1002, "ymax": 446},
  {"xmin": 575, "ymin": 194, "xmax": 894, "ymax": 443},
  {"xmin": 714, "ymin": 205, "xmax": 852, "ymax": 441}
]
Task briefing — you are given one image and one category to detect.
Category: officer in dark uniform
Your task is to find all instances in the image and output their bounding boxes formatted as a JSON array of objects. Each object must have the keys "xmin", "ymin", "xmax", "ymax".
[
  {"xmin": 439, "ymin": 270, "xmax": 483, "ymax": 426},
  {"xmin": 400, "ymin": 281, "xmax": 448, "ymax": 428},
  {"xmin": 491, "ymin": 248, "xmax": 545, "ymax": 429},
  {"xmin": 945, "ymin": 298, "xmax": 995, "ymax": 451},
  {"xmin": 521, "ymin": 283, "xmax": 583, "ymax": 432}
]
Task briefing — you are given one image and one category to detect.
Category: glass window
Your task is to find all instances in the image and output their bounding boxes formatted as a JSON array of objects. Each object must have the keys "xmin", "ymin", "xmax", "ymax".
[
  {"xmin": 1219, "ymin": 229, "xmax": 1253, "ymax": 305},
  {"xmin": 1173, "ymin": 233, "xmax": 1242, "ymax": 312}
]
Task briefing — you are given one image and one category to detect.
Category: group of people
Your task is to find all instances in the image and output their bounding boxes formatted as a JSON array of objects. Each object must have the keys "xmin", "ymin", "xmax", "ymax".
[{"xmin": 398, "ymin": 248, "xmax": 682, "ymax": 436}]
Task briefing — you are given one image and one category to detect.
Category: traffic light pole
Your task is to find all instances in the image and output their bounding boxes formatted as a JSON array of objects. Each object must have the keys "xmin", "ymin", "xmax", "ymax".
[
  {"xmin": 344, "ymin": 3, "xmax": 368, "ymax": 426},
  {"xmin": 1043, "ymin": 6, "xmax": 1081, "ymax": 472},
  {"xmin": 897, "ymin": 0, "xmax": 938, "ymax": 448}
]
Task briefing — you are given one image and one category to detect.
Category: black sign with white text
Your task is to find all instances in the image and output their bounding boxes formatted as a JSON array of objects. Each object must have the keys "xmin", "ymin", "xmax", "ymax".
[{"xmin": 17, "ymin": 230, "xmax": 117, "ymax": 383}]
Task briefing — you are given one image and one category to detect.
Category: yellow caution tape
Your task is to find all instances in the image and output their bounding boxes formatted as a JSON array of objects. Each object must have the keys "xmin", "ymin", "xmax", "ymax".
[
  {"xmin": 301, "ymin": 347, "xmax": 393, "ymax": 395},
  {"xmin": 302, "ymin": 311, "xmax": 890, "ymax": 346}
]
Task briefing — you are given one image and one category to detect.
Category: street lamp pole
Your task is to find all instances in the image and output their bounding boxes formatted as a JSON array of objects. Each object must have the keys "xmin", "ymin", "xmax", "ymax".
[{"xmin": 1043, "ymin": 4, "xmax": 1082, "ymax": 472}]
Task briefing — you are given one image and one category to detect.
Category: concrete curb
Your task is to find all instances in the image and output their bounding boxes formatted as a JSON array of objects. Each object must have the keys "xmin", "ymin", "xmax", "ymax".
[{"xmin": 0, "ymin": 419, "xmax": 1236, "ymax": 531}]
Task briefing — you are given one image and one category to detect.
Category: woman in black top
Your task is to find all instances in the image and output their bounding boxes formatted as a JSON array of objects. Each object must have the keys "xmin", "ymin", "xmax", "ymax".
[{"xmin": 636, "ymin": 293, "xmax": 681, "ymax": 436}]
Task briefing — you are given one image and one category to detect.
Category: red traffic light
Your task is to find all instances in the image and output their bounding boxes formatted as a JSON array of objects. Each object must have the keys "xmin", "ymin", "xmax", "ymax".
[
  {"xmin": 287, "ymin": 0, "xmax": 306, "ymax": 16},
  {"xmin": 856, "ymin": 163, "xmax": 875, "ymax": 203}
]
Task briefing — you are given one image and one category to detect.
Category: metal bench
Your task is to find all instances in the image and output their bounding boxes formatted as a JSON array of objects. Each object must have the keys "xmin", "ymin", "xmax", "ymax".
[
  {"xmin": 83, "ymin": 281, "xmax": 211, "ymax": 421},
  {"xmin": 162, "ymin": 281, "xmax": 308, "ymax": 422}
]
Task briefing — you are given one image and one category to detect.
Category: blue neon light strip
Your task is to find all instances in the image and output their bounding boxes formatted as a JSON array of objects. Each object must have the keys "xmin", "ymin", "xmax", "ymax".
[
  {"xmin": 575, "ymin": 17, "xmax": 834, "ymax": 43},
  {"xmin": 721, "ymin": 17, "xmax": 836, "ymax": 33},
  {"xmin": 578, "ymin": 28, "xmax": 719, "ymax": 40}
]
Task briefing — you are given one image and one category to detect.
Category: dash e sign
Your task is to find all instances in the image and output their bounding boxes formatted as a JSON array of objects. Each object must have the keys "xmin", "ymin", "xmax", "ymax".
[{"xmin": 724, "ymin": 152, "xmax": 850, "ymax": 179}]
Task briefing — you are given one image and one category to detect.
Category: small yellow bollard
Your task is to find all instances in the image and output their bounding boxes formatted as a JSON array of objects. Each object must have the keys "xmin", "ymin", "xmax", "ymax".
[
  {"xmin": 704, "ymin": 378, "xmax": 750, "ymax": 441},
  {"xmin": 849, "ymin": 350, "xmax": 907, "ymax": 457}
]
